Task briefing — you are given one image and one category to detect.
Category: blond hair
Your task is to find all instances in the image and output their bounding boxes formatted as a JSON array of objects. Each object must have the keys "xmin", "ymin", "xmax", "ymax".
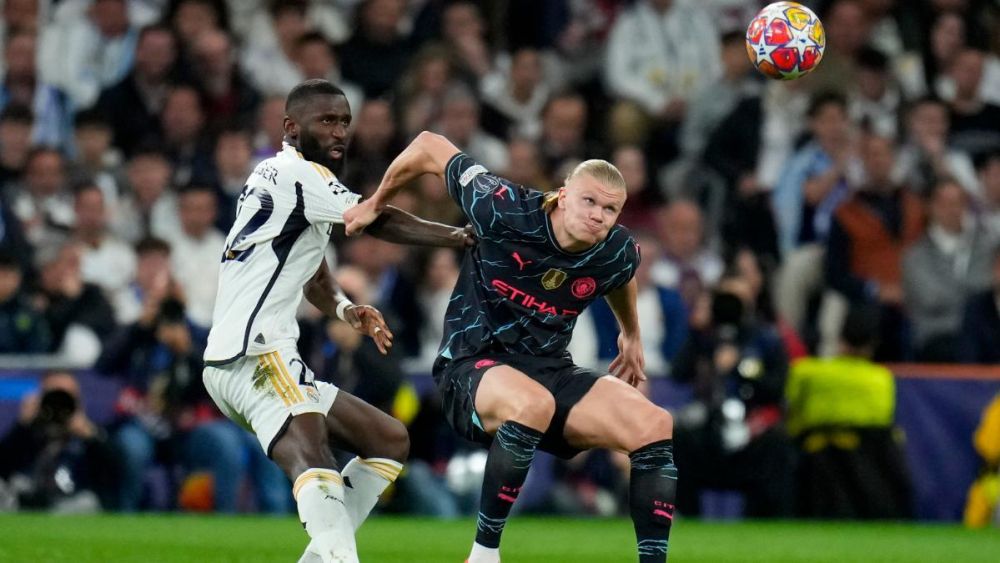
[{"xmin": 542, "ymin": 159, "xmax": 627, "ymax": 212}]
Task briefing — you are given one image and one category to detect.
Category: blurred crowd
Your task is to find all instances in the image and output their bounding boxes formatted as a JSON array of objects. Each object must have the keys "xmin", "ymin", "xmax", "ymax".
[{"xmin": 0, "ymin": 0, "xmax": 999, "ymax": 520}]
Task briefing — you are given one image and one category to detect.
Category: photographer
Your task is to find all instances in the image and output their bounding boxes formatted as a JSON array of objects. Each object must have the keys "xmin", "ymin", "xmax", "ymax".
[
  {"xmin": 0, "ymin": 372, "xmax": 117, "ymax": 512},
  {"xmin": 671, "ymin": 273, "xmax": 794, "ymax": 518}
]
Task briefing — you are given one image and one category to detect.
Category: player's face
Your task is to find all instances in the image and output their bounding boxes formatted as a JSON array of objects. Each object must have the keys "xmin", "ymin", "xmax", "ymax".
[
  {"xmin": 559, "ymin": 174, "xmax": 625, "ymax": 247},
  {"xmin": 290, "ymin": 94, "xmax": 352, "ymax": 174}
]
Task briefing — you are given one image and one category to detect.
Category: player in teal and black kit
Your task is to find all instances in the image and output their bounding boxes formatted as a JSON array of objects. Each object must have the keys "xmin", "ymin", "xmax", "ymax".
[{"xmin": 346, "ymin": 132, "xmax": 677, "ymax": 563}]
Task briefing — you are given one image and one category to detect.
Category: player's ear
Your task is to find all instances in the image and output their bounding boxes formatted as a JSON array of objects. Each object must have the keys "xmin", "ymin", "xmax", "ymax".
[
  {"xmin": 557, "ymin": 186, "xmax": 567, "ymax": 208},
  {"xmin": 283, "ymin": 116, "xmax": 298, "ymax": 139}
]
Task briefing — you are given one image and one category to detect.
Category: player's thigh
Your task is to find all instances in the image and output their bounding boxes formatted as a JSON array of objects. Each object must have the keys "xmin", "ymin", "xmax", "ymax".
[
  {"xmin": 324, "ymin": 390, "xmax": 409, "ymax": 462},
  {"xmin": 475, "ymin": 364, "xmax": 556, "ymax": 434},
  {"xmin": 563, "ymin": 375, "xmax": 673, "ymax": 453}
]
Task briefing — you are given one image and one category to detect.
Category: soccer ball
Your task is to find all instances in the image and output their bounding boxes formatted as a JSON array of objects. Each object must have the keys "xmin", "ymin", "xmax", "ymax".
[{"xmin": 745, "ymin": 1, "xmax": 826, "ymax": 80}]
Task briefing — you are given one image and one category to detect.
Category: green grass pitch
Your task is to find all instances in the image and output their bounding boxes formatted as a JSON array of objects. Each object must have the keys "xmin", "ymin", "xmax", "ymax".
[{"xmin": 0, "ymin": 514, "xmax": 997, "ymax": 562}]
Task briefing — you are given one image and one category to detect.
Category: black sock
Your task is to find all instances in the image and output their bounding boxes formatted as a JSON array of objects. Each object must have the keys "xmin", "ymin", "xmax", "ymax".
[
  {"xmin": 474, "ymin": 421, "xmax": 543, "ymax": 548},
  {"xmin": 630, "ymin": 439, "xmax": 678, "ymax": 563}
]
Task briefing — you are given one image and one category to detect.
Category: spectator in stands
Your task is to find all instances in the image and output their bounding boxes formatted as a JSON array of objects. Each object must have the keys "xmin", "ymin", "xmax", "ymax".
[
  {"xmin": 671, "ymin": 273, "xmax": 794, "ymax": 518},
  {"xmin": 773, "ymin": 92, "xmax": 855, "ymax": 337},
  {"xmin": 397, "ymin": 45, "xmax": 459, "ymax": 140},
  {"xmin": 979, "ymin": 151, "xmax": 1000, "ymax": 238},
  {"xmin": 947, "ymin": 49, "xmax": 1000, "ymax": 160},
  {"xmin": 575, "ymin": 232, "xmax": 687, "ymax": 379},
  {"xmin": 651, "ymin": 199, "xmax": 723, "ymax": 308},
  {"xmin": 604, "ymin": 0, "xmax": 720, "ymax": 151},
  {"xmin": 68, "ymin": 110, "xmax": 124, "ymax": 207},
  {"xmin": 804, "ymin": 0, "xmax": 870, "ymax": 96},
  {"xmin": 0, "ymin": 250, "xmax": 49, "ymax": 353},
  {"xmin": 826, "ymin": 134, "xmax": 926, "ymax": 361},
  {"xmin": 95, "ymin": 24, "xmax": 179, "ymax": 157},
  {"xmin": 250, "ymin": 95, "xmax": 285, "ymax": 164},
  {"xmin": 501, "ymin": 136, "xmax": 551, "ymax": 192},
  {"xmin": 481, "ymin": 46, "xmax": 551, "ymax": 141},
  {"xmin": 0, "ymin": 371, "xmax": 118, "ymax": 512},
  {"xmin": 191, "ymin": 29, "xmax": 260, "ymax": 136},
  {"xmin": 241, "ymin": 0, "xmax": 309, "ymax": 96},
  {"xmin": 72, "ymin": 182, "xmax": 136, "ymax": 305},
  {"xmin": 0, "ymin": 104, "xmax": 33, "ymax": 188},
  {"xmin": 436, "ymin": 84, "xmax": 508, "ymax": 172},
  {"xmin": 11, "ymin": 147, "xmax": 74, "ymax": 252},
  {"xmin": 209, "ymin": 126, "xmax": 253, "ymax": 230},
  {"xmin": 166, "ymin": 0, "xmax": 230, "ymax": 71},
  {"xmin": 538, "ymin": 90, "xmax": 592, "ymax": 181},
  {"xmin": 896, "ymin": 11, "xmax": 968, "ymax": 102},
  {"xmin": 341, "ymin": 98, "xmax": 404, "ymax": 192},
  {"xmin": 35, "ymin": 241, "xmax": 116, "ymax": 365},
  {"xmin": 110, "ymin": 237, "xmax": 177, "ymax": 326},
  {"xmin": 613, "ymin": 145, "xmax": 662, "ymax": 235},
  {"xmin": 903, "ymin": 180, "xmax": 995, "ymax": 361},
  {"xmin": 112, "ymin": 149, "xmax": 181, "ymax": 244},
  {"xmin": 897, "ymin": 95, "xmax": 980, "ymax": 199},
  {"xmin": 0, "ymin": 0, "xmax": 38, "ymax": 60},
  {"xmin": 959, "ymin": 248, "xmax": 1000, "ymax": 364},
  {"xmin": 166, "ymin": 185, "xmax": 223, "ymax": 329},
  {"xmin": 339, "ymin": 0, "xmax": 414, "ymax": 98},
  {"xmin": 848, "ymin": 46, "xmax": 901, "ymax": 139},
  {"xmin": 786, "ymin": 305, "xmax": 912, "ymax": 519},
  {"xmin": 439, "ymin": 1, "xmax": 493, "ymax": 84},
  {"xmin": 413, "ymin": 249, "xmax": 461, "ymax": 371},
  {"xmin": 98, "ymin": 297, "xmax": 289, "ymax": 513},
  {"xmin": 38, "ymin": 0, "xmax": 136, "ymax": 111},
  {"xmin": 160, "ymin": 85, "xmax": 213, "ymax": 187},
  {"xmin": 0, "ymin": 30, "xmax": 72, "ymax": 148},
  {"xmin": 293, "ymin": 31, "xmax": 362, "ymax": 113}
]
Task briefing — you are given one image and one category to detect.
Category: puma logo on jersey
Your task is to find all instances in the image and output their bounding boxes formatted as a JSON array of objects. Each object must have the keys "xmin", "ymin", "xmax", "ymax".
[{"xmin": 511, "ymin": 252, "xmax": 533, "ymax": 270}]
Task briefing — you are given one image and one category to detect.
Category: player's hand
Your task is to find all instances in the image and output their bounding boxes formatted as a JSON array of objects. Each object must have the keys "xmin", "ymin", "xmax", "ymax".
[
  {"xmin": 343, "ymin": 199, "xmax": 382, "ymax": 237},
  {"xmin": 344, "ymin": 304, "xmax": 394, "ymax": 354},
  {"xmin": 455, "ymin": 225, "xmax": 476, "ymax": 248},
  {"xmin": 609, "ymin": 333, "xmax": 646, "ymax": 387}
]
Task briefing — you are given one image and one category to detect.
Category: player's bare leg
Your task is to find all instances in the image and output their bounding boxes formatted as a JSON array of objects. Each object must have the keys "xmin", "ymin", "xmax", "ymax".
[
  {"xmin": 297, "ymin": 391, "xmax": 409, "ymax": 562},
  {"xmin": 272, "ymin": 413, "xmax": 358, "ymax": 563},
  {"xmin": 564, "ymin": 376, "xmax": 676, "ymax": 563},
  {"xmin": 464, "ymin": 366, "xmax": 556, "ymax": 563}
]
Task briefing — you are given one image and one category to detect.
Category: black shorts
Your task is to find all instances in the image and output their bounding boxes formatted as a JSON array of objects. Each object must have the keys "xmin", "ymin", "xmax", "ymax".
[{"xmin": 432, "ymin": 353, "xmax": 602, "ymax": 459}]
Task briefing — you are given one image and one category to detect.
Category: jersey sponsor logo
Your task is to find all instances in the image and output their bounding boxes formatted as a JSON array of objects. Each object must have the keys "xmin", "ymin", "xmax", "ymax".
[
  {"xmin": 491, "ymin": 279, "xmax": 580, "ymax": 317},
  {"xmin": 474, "ymin": 359, "xmax": 498, "ymax": 369},
  {"xmin": 571, "ymin": 277, "xmax": 597, "ymax": 299},
  {"xmin": 541, "ymin": 268, "xmax": 567, "ymax": 290},
  {"xmin": 511, "ymin": 252, "xmax": 533, "ymax": 271},
  {"xmin": 459, "ymin": 164, "xmax": 489, "ymax": 187},
  {"xmin": 329, "ymin": 181, "xmax": 350, "ymax": 196}
]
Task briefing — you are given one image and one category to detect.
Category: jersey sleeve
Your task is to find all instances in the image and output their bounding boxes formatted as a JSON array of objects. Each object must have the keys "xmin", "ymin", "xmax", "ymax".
[
  {"xmin": 606, "ymin": 232, "xmax": 643, "ymax": 292},
  {"xmin": 444, "ymin": 152, "xmax": 538, "ymax": 235},
  {"xmin": 299, "ymin": 162, "xmax": 362, "ymax": 224}
]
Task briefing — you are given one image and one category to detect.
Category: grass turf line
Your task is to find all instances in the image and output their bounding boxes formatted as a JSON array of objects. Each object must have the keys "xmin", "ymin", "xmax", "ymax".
[{"xmin": 0, "ymin": 514, "xmax": 997, "ymax": 562}]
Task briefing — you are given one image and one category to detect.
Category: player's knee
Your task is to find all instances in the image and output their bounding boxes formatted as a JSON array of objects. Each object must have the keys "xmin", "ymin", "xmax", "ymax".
[
  {"xmin": 505, "ymin": 390, "xmax": 556, "ymax": 430},
  {"xmin": 368, "ymin": 416, "xmax": 410, "ymax": 463},
  {"xmin": 629, "ymin": 407, "xmax": 674, "ymax": 451}
]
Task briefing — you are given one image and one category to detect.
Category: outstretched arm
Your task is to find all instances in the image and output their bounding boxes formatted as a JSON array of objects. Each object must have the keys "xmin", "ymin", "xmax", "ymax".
[
  {"xmin": 344, "ymin": 131, "xmax": 461, "ymax": 236},
  {"xmin": 363, "ymin": 204, "xmax": 474, "ymax": 248},
  {"xmin": 604, "ymin": 278, "xmax": 646, "ymax": 387},
  {"xmin": 304, "ymin": 260, "xmax": 394, "ymax": 354}
]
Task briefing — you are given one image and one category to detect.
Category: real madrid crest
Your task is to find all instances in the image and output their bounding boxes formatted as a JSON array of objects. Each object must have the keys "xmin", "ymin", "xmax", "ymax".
[{"xmin": 541, "ymin": 268, "xmax": 567, "ymax": 290}]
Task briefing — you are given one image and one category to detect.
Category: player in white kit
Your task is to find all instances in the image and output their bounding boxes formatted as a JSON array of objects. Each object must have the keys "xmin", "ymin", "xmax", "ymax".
[{"xmin": 202, "ymin": 80, "xmax": 472, "ymax": 563}]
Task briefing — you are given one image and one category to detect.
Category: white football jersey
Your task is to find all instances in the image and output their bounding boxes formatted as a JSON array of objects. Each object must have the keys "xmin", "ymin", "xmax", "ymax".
[{"xmin": 204, "ymin": 144, "xmax": 360, "ymax": 366}]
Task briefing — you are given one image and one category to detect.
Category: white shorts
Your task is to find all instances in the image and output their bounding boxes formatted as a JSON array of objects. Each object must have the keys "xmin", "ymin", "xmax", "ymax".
[{"xmin": 203, "ymin": 343, "xmax": 339, "ymax": 456}]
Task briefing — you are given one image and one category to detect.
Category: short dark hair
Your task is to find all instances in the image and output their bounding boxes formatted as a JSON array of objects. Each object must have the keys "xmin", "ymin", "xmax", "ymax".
[
  {"xmin": 285, "ymin": 79, "xmax": 346, "ymax": 114},
  {"xmin": 720, "ymin": 30, "xmax": 744, "ymax": 46},
  {"xmin": 297, "ymin": 31, "xmax": 331, "ymax": 51},
  {"xmin": 807, "ymin": 91, "xmax": 847, "ymax": 118},
  {"xmin": 0, "ymin": 104, "xmax": 33, "ymax": 125},
  {"xmin": 135, "ymin": 237, "xmax": 171, "ymax": 256},
  {"xmin": 178, "ymin": 183, "xmax": 216, "ymax": 197},
  {"xmin": 857, "ymin": 46, "xmax": 889, "ymax": 72},
  {"xmin": 74, "ymin": 108, "xmax": 110, "ymax": 130},
  {"xmin": 0, "ymin": 250, "xmax": 21, "ymax": 271},
  {"xmin": 840, "ymin": 305, "xmax": 881, "ymax": 350}
]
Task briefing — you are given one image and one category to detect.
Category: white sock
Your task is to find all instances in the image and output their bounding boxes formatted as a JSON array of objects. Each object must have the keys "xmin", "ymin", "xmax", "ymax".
[
  {"xmin": 342, "ymin": 457, "xmax": 404, "ymax": 531},
  {"xmin": 293, "ymin": 468, "xmax": 358, "ymax": 563},
  {"xmin": 468, "ymin": 542, "xmax": 501, "ymax": 563}
]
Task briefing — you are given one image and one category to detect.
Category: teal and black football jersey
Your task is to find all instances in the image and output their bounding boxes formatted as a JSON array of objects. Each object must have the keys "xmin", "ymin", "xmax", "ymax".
[{"xmin": 438, "ymin": 154, "xmax": 641, "ymax": 363}]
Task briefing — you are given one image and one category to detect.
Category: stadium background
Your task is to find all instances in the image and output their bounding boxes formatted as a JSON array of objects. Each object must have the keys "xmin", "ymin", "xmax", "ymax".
[{"xmin": 0, "ymin": 0, "xmax": 999, "ymax": 556}]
